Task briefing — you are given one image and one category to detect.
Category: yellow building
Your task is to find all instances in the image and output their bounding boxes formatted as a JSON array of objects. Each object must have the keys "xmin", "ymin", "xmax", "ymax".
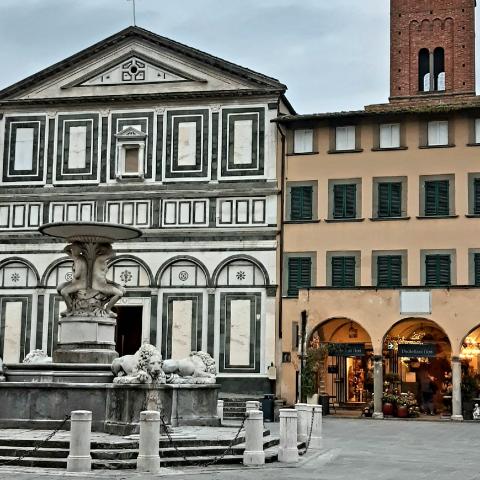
[{"xmin": 275, "ymin": 0, "xmax": 480, "ymax": 420}]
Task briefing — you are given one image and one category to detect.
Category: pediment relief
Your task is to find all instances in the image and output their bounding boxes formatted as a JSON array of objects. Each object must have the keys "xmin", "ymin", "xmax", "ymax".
[
  {"xmin": 62, "ymin": 51, "xmax": 207, "ymax": 89},
  {"xmin": 115, "ymin": 126, "xmax": 147, "ymax": 139}
]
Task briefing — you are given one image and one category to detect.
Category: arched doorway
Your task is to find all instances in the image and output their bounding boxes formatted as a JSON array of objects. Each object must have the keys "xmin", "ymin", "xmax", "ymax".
[
  {"xmin": 383, "ymin": 319, "xmax": 452, "ymax": 416},
  {"xmin": 459, "ymin": 327, "xmax": 480, "ymax": 419},
  {"xmin": 308, "ymin": 318, "xmax": 373, "ymax": 408}
]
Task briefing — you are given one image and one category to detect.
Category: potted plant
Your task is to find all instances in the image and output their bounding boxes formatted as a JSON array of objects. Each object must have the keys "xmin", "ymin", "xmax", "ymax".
[
  {"xmin": 382, "ymin": 392, "xmax": 397, "ymax": 416},
  {"xmin": 301, "ymin": 345, "xmax": 330, "ymax": 411},
  {"xmin": 461, "ymin": 372, "xmax": 478, "ymax": 420}
]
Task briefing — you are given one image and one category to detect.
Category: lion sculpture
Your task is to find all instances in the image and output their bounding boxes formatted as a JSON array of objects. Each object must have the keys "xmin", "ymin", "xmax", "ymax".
[
  {"xmin": 111, "ymin": 344, "xmax": 166, "ymax": 384},
  {"xmin": 163, "ymin": 351, "xmax": 217, "ymax": 384}
]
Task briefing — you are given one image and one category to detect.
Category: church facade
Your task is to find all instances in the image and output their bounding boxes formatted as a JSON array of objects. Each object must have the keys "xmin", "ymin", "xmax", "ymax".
[{"xmin": 0, "ymin": 27, "xmax": 292, "ymax": 394}]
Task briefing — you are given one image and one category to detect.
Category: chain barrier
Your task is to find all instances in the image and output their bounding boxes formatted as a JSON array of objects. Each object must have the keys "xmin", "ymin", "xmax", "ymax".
[
  {"xmin": 159, "ymin": 414, "xmax": 246, "ymax": 467},
  {"xmin": 303, "ymin": 408, "xmax": 316, "ymax": 454},
  {"xmin": 0, "ymin": 414, "xmax": 71, "ymax": 466}
]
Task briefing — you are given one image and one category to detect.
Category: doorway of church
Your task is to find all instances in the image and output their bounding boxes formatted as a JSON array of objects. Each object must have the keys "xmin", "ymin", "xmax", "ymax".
[{"xmin": 113, "ymin": 306, "xmax": 143, "ymax": 357}]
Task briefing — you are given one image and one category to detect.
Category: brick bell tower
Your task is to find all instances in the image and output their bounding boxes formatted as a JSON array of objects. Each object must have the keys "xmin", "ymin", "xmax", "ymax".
[{"xmin": 390, "ymin": 0, "xmax": 476, "ymax": 101}]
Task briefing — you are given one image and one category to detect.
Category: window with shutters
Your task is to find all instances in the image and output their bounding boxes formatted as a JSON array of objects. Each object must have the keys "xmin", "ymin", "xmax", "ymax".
[
  {"xmin": 424, "ymin": 180, "xmax": 450, "ymax": 216},
  {"xmin": 473, "ymin": 179, "xmax": 480, "ymax": 215},
  {"xmin": 290, "ymin": 186, "xmax": 313, "ymax": 221},
  {"xmin": 475, "ymin": 119, "xmax": 480, "ymax": 144},
  {"xmin": 294, "ymin": 129, "xmax": 314, "ymax": 154},
  {"xmin": 333, "ymin": 184, "xmax": 357, "ymax": 219},
  {"xmin": 425, "ymin": 254, "xmax": 451, "ymax": 286},
  {"xmin": 377, "ymin": 255, "xmax": 402, "ymax": 287},
  {"xmin": 379, "ymin": 124, "xmax": 401, "ymax": 149},
  {"xmin": 378, "ymin": 182, "xmax": 402, "ymax": 218},
  {"xmin": 427, "ymin": 121, "xmax": 449, "ymax": 146},
  {"xmin": 335, "ymin": 126, "xmax": 356, "ymax": 151},
  {"xmin": 474, "ymin": 253, "xmax": 480, "ymax": 286},
  {"xmin": 331, "ymin": 256, "xmax": 356, "ymax": 287},
  {"xmin": 287, "ymin": 257, "xmax": 312, "ymax": 297}
]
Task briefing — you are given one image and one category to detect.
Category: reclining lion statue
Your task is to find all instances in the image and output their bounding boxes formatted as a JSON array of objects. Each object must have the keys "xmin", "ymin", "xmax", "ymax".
[
  {"xmin": 163, "ymin": 351, "xmax": 217, "ymax": 384},
  {"xmin": 111, "ymin": 344, "xmax": 166, "ymax": 384}
]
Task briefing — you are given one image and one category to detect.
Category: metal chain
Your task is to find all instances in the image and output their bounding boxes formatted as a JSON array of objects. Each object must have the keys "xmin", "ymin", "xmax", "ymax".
[
  {"xmin": 304, "ymin": 408, "xmax": 316, "ymax": 453},
  {"xmin": 0, "ymin": 414, "xmax": 71, "ymax": 466},
  {"xmin": 159, "ymin": 414, "xmax": 246, "ymax": 467}
]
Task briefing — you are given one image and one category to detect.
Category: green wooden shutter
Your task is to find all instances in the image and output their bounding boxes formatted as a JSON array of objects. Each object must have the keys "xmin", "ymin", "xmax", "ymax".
[
  {"xmin": 287, "ymin": 257, "xmax": 311, "ymax": 296},
  {"xmin": 425, "ymin": 254, "xmax": 451, "ymax": 286},
  {"xmin": 425, "ymin": 180, "xmax": 449, "ymax": 216},
  {"xmin": 378, "ymin": 182, "xmax": 402, "ymax": 218},
  {"xmin": 333, "ymin": 184, "xmax": 356, "ymax": 219},
  {"xmin": 474, "ymin": 253, "xmax": 480, "ymax": 286},
  {"xmin": 291, "ymin": 186, "xmax": 313, "ymax": 221},
  {"xmin": 474, "ymin": 180, "xmax": 480, "ymax": 215},
  {"xmin": 331, "ymin": 256, "xmax": 356, "ymax": 287},
  {"xmin": 377, "ymin": 255, "xmax": 402, "ymax": 287}
]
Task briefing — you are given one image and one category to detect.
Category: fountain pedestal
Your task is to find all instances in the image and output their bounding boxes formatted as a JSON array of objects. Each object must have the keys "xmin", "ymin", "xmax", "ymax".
[{"xmin": 39, "ymin": 222, "xmax": 141, "ymax": 364}]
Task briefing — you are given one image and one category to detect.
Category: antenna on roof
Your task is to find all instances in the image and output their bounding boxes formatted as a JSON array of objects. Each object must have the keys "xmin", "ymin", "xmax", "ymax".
[{"xmin": 126, "ymin": 0, "xmax": 137, "ymax": 26}]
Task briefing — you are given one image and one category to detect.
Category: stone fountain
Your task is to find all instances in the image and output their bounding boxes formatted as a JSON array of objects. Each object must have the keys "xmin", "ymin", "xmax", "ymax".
[{"xmin": 0, "ymin": 222, "xmax": 220, "ymax": 433}]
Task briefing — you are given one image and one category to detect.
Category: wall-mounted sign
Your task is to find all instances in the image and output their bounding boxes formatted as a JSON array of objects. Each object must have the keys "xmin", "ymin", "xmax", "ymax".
[
  {"xmin": 398, "ymin": 343, "xmax": 436, "ymax": 358},
  {"xmin": 400, "ymin": 291, "xmax": 432, "ymax": 314},
  {"xmin": 328, "ymin": 343, "xmax": 365, "ymax": 357},
  {"xmin": 282, "ymin": 352, "xmax": 291, "ymax": 363}
]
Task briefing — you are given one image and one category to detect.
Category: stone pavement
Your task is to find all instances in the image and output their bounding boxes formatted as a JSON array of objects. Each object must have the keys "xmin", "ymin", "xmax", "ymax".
[{"xmin": 0, "ymin": 417, "xmax": 479, "ymax": 479}]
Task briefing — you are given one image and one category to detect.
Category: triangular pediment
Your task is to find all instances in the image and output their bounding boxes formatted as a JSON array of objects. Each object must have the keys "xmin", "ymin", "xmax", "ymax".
[
  {"xmin": 0, "ymin": 26, "xmax": 286, "ymax": 103},
  {"xmin": 63, "ymin": 51, "xmax": 204, "ymax": 88},
  {"xmin": 115, "ymin": 126, "xmax": 147, "ymax": 138}
]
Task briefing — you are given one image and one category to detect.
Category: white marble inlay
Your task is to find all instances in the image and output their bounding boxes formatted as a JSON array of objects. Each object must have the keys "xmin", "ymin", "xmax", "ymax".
[
  {"xmin": 171, "ymin": 299, "xmax": 193, "ymax": 359},
  {"xmin": 233, "ymin": 120, "xmax": 253, "ymax": 165},
  {"xmin": 68, "ymin": 126, "xmax": 87, "ymax": 169},
  {"xmin": 229, "ymin": 299, "xmax": 251, "ymax": 366},
  {"xmin": 177, "ymin": 122, "xmax": 197, "ymax": 166},
  {"xmin": 3, "ymin": 301, "xmax": 23, "ymax": 363},
  {"xmin": 14, "ymin": 128, "xmax": 34, "ymax": 171}
]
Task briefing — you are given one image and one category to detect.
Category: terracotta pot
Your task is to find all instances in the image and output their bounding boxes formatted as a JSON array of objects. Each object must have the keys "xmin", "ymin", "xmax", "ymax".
[
  {"xmin": 397, "ymin": 405, "xmax": 409, "ymax": 418},
  {"xmin": 383, "ymin": 402, "xmax": 394, "ymax": 416}
]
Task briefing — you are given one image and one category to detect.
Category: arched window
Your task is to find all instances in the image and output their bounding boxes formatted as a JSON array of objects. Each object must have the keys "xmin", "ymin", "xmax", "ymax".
[
  {"xmin": 0, "ymin": 261, "xmax": 38, "ymax": 287},
  {"xmin": 216, "ymin": 259, "xmax": 266, "ymax": 287},
  {"xmin": 159, "ymin": 260, "xmax": 207, "ymax": 287},
  {"xmin": 419, "ymin": 48, "xmax": 430, "ymax": 92},
  {"xmin": 434, "ymin": 47, "xmax": 445, "ymax": 91},
  {"xmin": 46, "ymin": 261, "xmax": 73, "ymax": 287},
  {"xmin": 107, "ymin": 259, "xmax": 150, "ymax": 287}
]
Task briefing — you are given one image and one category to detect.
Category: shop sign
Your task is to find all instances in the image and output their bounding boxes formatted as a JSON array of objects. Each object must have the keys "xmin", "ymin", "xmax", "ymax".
[
  {"xmin": 398, "ymin": 343, "xmax": 436, "ymax": 358},
  {"xmin": 328, "ymin": 343, "xmax": 365, "ymax": 357}
]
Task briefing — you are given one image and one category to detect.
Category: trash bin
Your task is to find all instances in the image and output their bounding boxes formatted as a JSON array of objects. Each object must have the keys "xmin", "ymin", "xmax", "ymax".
[
  {"xmin": 319, "ymin": 394, "xmax": 330, "ymax": 415},
  {"xmin": 262, "ymin": 394, "xmax": 275, "ymax": 422}
]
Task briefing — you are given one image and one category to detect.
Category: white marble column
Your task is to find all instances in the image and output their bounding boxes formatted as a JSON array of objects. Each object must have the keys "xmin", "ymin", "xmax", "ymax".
[
  {"xmin": 67, "ymin": 410, "xmax": 92, "ymax": 472},
  {"xmin": 308, "ymin": 405, "xmax": 322, "ymax": 449},
  {"xmin": 278, "ymin": 409, "xmax": 299, "ymax": 463},
  {"xmin": 294, "ymin": 403, "xmax": 310, "ymax": 443},
  {"xmin": 451, "ymin": 356, "xmax": 463, "ymax": 421},
  {"xmin": 217, "ymin": 400, "xmax": 224, "ymax": 424},
  {"xmin": 243, "ymin": 410, "xmax": 265, "ymax": 466},
  {"xmin": 137, "ymin": 411, "xmax": 161, "ymax": 473},
  {"xmin": 372, "ymin": 355, "xmax": 384, "ymax": 419}
]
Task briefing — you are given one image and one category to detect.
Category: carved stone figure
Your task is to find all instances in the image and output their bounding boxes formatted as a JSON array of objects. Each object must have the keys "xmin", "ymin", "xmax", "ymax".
[
  {"xmin": 57, "ymin": 242, "xmax": 124, "ymax": 318},
  {"xmin": 163, "ymin": 351, "xmax": 217, "ymax": 384},
  {"xmin": 57, "ymin": 243, "xmax": 87, "ymax": 316},
  {"xmin": 112, "ymin": 344, "xmax": 166, "ymax": 384},
  {"xmin": 474, "ymin": 403, "xmax": 480, "ymax": 420},
  {"xmin": 23, "ymin": 350, "xmax": 52, "ymax": 364}
]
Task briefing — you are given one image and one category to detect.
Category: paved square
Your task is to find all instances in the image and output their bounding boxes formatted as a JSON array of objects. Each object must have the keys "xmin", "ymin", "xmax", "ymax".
[{"xmin": 0, "ymin": 418, "xmax": 478, "ymax": 479}]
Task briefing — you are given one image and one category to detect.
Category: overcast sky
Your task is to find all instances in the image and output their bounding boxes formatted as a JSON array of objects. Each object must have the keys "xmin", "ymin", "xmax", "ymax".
[{"xmin": 0, "ymin": 0, "xmax": 479, "ymax": 113}]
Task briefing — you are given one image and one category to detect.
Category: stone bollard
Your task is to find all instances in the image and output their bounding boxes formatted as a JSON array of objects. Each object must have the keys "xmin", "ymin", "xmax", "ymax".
[
  {"xmin": 295, "ymin": 403, "xmax": 310, "ymax": 443},
  {"xmin": 67, "ymin": 410, "xmax": 92, "ymax": 472},
  {"xmin": 243, "ymin": 410, "xmax": 265, "ymax": 466},
  {"xmin": 245, "ymin": 400, "xmax": 261, "ymax": 415},
  {"xmin": 308, "ymin": 405, "xmax": 322, "ymax": 449},
  {"xmin": 278, "ymin": 409, "xmax": 299, "ymax": 463},
  {"xmin": 137, "ymin": 411, "xmax": 161, "ymax": 473},
  {"xmin": 217, "ymin": 400, "xmax": 224, "ymax": 424}
]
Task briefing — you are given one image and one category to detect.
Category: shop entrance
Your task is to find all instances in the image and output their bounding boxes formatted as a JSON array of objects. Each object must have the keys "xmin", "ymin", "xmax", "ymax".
[
  {"xmin": 383, "ymin": 318, "xmax": 452, "ymax": 418},
  {"xmin": 113, "ymin": 306, "xmax": 143, "ymax": 357},
  {"xmin": 460, "ymin": 326, "xmax": 480, "ymax": 419},
  {"xmin": 308, "ymin": 318, "xmax": 373, "ymax": 409}
]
